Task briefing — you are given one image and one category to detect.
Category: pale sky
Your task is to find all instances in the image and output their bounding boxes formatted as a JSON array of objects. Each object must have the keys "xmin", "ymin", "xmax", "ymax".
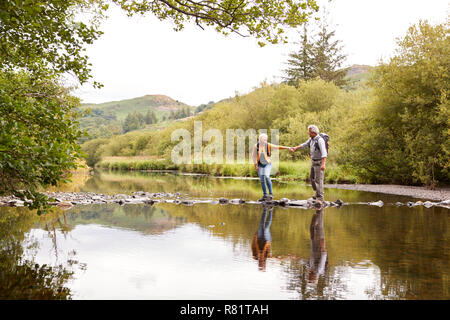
[{"xmin": 74, "ymin": 0, "xmax": 449, "ymax": 106}]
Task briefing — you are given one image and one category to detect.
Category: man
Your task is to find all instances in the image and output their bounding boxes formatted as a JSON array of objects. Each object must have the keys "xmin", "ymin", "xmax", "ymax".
[{"xmin": 290, "ymin": 125, "xmax": 327, "ymax": 204}]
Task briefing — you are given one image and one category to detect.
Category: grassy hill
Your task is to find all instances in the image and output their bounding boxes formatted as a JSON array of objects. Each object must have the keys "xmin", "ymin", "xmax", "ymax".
[
  {"xmin": 80, "ymin": 94, "xmax": 194, "ymax": 121},
  {"xmin": 78, "ymin": 94, "xmax": 195, "ymax": 142}
]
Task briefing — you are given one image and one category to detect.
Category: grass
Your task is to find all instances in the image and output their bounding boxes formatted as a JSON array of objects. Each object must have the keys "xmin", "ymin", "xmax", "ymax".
[{"xmin": 97, "ymin": 157, "xmax": 359, "ymax": 184}]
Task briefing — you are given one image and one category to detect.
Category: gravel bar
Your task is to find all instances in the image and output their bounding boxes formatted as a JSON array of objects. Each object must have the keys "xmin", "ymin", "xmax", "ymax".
[{"xmin": 324, "ymin": 184, "xmax": 450, "ymax": 201}]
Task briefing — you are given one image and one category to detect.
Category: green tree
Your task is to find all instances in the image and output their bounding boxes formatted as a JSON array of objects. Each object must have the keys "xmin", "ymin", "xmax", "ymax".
[
  {"xmin": 283, "ymin": 14, "xmax": 348, "ymax": 87},
  {"xmin": 340, "ymin": 21, "xmax": 449, "ymax": 186},
  {"xmin": 145, "ymin": 110, "xmax": 153, "ymax": 124},
  {"xmin": 312, "ymin": 18, "xmax": 348, "ymax": 87},
  {"xmin": 145, "ymin": 110, "xmax": 158, "ymax": 124},
  {"xmin": 283, "ymin": 24, "xmax": 315, "ymax": 86},
  {"xmin": 0, "ymin": 71, "xmax": 85, "ymax": 213},
  {"xmin": 123, "ymin": 111, "xmax": 145, "ymax": 133},
  {"xmin": 81, "ymin": 138, "xmax": 110, "ymax": 167},
  {"xmin": 0, "ymin": 0, "xmax": 106, "ymax": 87},
  {"xmin": 115, "ymin": 0, "xmax": 319, "ymax": 46}
]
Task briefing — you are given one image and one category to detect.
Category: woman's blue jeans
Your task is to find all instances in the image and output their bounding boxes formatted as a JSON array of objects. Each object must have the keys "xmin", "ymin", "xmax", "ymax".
[{"xmin": 258, "ymin": 163, "xmax": 273, "ymax": 196}]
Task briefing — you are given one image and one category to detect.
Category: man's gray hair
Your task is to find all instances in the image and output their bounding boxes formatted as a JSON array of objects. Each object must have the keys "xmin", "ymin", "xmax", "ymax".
[{"xmin": 308, "ymin": 125, "xmax": 320, "ymax": 134}]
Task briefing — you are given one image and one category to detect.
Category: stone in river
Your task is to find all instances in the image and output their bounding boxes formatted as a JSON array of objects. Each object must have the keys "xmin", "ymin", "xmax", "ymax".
[
  {"xmin": 218, "ymin": 198, "xmax": 228, "ymax": 204},
  {"xmin": 181, "ymin": 200, "xmax": 194, "ymax": 206},
  {"xmin": 229, "ymin": 199, "xmax": 245, "ymax": 204},
  {"xmin": 288, "ymin": 200, "xmax": 309, "ymax": 207},
  {"xmin": 423, "ymin": 201, "xmax": 434, "ymax": 208},
  {"xmin": 368, "ymin": 200, "xmax": 384, "ymax": 207}
]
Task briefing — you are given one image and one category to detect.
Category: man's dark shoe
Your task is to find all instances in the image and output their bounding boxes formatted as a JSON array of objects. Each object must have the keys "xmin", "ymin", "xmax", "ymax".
[
  {"xmin": 267, "ymin": 194, "xmax": 273, "ymax": 201},
  {"xmin": 314, "ymin": 199, "xmax": 324, "ymax": 208},
  {"xmin": 258, "ymin": 196, "xmax": 267, "ymax": 202}
]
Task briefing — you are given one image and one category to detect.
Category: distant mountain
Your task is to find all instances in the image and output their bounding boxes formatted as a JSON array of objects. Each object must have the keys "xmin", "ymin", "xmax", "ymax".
[
  {"xmin": 344, "ymin": 64, "xmax": 373, "ymax": 89},
  {"xmin": 81, "ymin": 94, "xmax": 194, "ymax": 121},
  {"xmin": 346, "ymin": 64, "xmax": 372, "ymax": 76}
]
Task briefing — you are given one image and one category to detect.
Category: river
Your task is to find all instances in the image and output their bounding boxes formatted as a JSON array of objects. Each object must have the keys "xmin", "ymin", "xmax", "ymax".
[{"xmin": 0, "ymin": 170, "xmax": 448, "ymax": 299}]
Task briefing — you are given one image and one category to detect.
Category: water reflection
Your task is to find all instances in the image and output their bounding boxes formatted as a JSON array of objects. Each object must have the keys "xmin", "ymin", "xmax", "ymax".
[
  {"xmin": 308, "ymin": 207, "xmax": 328, "ymax": 285},
  {"xmin": 0, "ymin": 207, "xmax": 75, "ymax": 299},
  {"xmin": 251, "ymin": 205, "xmax": 274, "ymax": 271}
]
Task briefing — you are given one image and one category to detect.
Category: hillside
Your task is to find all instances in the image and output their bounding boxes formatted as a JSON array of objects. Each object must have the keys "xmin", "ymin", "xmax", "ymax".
[
  {"xmin": 78, "ymin": 94, "xmax": 195, "ymax": 142},
  {"xmin": 343, "ymin": 64, "xmax": 373, "ymax": 89},
  {"xmin": 81, "ymin": 94, "xmax": 194, "ymax": 121}
]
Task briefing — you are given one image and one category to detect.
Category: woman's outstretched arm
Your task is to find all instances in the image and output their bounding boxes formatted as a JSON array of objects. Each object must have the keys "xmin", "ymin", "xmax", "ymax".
[{"xmin": 268, "ymin": 143, "xmax": 291, "ymax": 150}]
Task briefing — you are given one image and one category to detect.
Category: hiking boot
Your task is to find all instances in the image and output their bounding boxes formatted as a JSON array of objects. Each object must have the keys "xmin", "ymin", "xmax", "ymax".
[
  {"xmin": 307, "ymin": 195, "xmax": 317, "ymax": 201},
  {"xmin": 258, "ymin": 196, "xmax": 267, "ymax": 202},
  {"xmin": 267, "ymin": 194, "xmax": 273, "ymax": 201},
  {"xmin": 314, "ymin": 199, "xmax": 324, "ymax": 208}
]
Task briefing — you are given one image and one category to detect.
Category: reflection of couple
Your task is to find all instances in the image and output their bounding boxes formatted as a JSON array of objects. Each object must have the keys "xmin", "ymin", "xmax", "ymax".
[
  {"xmin": 251, "ymin": 206, "xmax": 327, "ymax": 281},
  {"xmin": 251, "ymin": 205, "xmax": 273, "ymax": 271}
]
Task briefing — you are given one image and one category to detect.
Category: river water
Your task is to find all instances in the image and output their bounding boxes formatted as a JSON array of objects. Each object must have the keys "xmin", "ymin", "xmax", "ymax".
[{"xmin": 1, "ymin": 170, "xmax": 448, "ymax": 299}]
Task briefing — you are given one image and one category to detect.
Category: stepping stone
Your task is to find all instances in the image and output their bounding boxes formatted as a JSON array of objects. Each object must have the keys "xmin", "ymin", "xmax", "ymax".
[
  {"xmin": 218, "ymin": 198, "xmax": 228, "ymax": 204},
  {"xmin": 423, "ymin": 201, "xmax": 434, "ymax": 208},
  {"xmin": 229, "ymin": 199, "xmax": 245, "ymax": 204},
  {"xmin": 288, "ymin": 200, "xmax": 309, "ymax": 207},
  {"xmin": 368, "ymin": 200, "xmax": 384, "ymax": 207}
]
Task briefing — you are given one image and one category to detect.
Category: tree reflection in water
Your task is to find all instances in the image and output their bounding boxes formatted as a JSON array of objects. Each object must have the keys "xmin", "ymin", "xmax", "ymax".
[{"xmin": 0, "ymin": 206, "xmax": 76, "ymax": 299}]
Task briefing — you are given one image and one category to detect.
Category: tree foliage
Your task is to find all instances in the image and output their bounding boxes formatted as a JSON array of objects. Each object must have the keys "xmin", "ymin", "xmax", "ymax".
[
  {"xmin": 0, "ymin": 71, "xmax": 85, "ymax": 212},
  {"xmin": 115, "ymin": 0, "xmax": 319, "ymax": 46},
  {"xmin": 168, "ymin": 107, "xmax": 192, "ymax": 120},
  {"xmin": 283, "ymin": 24, "xmax": 315, "ymax": 85},
  {"xmin": 283, "ymin": 15, "xmax": 348, "ymax": 87},
  {"xmin": 123, "ymin": 111, "xmax": 145, "ymax": 133},
  {"xmin": 0, "ymin": 0, "xmax": 107, "ymax": 86},
  {"xmin": 339, "ymin": 21, "xmax": 449, "ymax": 185},
  {"xmin": 145, "ymin": 110, "xmax": 158, "ymax": 124}
]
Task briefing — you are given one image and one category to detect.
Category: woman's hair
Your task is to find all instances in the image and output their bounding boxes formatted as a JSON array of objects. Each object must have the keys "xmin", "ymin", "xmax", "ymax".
[
  {"xmin": 308, "ymin": 125, "xmax": 320, "ymax": 134},
  {"xmin": 258, "ymin": 133, "xmax": 268, "ymax": 144}
]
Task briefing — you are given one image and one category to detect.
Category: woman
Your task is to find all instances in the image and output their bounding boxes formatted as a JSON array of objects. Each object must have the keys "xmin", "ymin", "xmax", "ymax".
[{"xmin": 252, "ymin": 133, "xmax": 290, "ymax": 201}]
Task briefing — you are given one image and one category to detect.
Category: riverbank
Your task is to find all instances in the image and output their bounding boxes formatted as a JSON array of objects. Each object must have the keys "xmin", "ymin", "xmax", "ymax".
[
  {"xmin": 324, "ymin": 183, "xmax": 450, "ymax": 201},
  {"xmin": 97, "ymin": 157, "xmax": 358, "ymax": 183}
]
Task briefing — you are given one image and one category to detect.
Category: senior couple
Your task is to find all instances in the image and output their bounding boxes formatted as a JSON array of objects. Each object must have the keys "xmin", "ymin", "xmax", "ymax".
[{"xmin": 251, "ymin": 125, "xmax": 327, "ymax": 204}]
